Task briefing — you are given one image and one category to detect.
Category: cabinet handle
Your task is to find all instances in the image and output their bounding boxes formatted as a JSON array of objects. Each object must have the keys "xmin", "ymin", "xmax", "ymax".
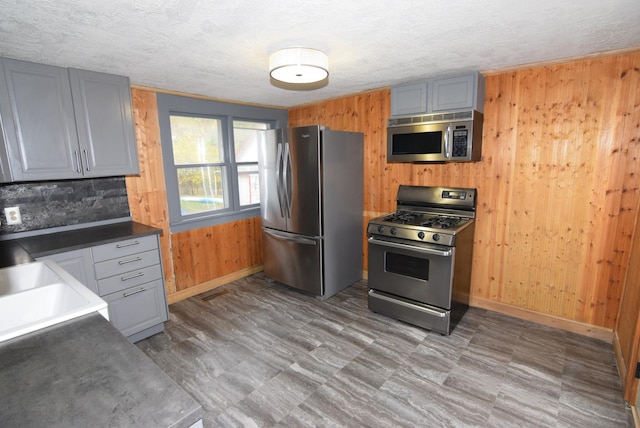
[
  {"xmin": 123, "ymin": 287, "xmax": 146, "ymax": 297},
  {"xmin": 116, "ymin": 240, "xmax": 140, "ymax": 248},
  {"xmin": 83, "ymin": 149, "xmax": 90, "ymax": 172},
  {"xmin": 74, "ymin": 150, "xmax": 82, "ymax": 173},
  {"xmin": 121, "ymin": 272, "xmax": 144, "ymax": 281},
  {"xmin": 118, "ymin": 256, "xmax": 142, "ymax": 265}
]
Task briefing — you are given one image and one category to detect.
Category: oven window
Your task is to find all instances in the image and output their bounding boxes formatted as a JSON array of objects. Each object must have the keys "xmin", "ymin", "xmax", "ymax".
[
  {"xmin": 391, "ymin": 131, "xmax": 442, "ymax": 155},
  {"xmin": 385, "ymin": 252, "xmax": 429, "ymax": 280}
]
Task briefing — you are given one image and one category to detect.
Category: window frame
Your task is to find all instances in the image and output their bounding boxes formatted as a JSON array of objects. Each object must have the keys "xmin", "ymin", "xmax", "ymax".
[{"xmin": 157, "ymin": 93, "xmax": 288, "ymax": 233}]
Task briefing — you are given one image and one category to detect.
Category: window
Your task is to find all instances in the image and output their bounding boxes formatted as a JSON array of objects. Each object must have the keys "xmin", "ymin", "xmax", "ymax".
[
  {"xmin": 233, "ymin": 120, "xmax": 269, "ymax": 207},
  {"xmin": 157, "ymin": 94, "xmax": 288, "ymax": 233}
]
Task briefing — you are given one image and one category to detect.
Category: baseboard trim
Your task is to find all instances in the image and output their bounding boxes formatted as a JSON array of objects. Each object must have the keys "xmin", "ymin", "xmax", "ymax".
[
  {"xmin": 613, "ymin": 331, "xmax": 628, "ymax": 384},
  {"xmin": 469, "ymin": 296, "xmax": 613, "ymax": 342},
  {"xmin": 167, "ymin": 265, "xmax": 264, "ymax": 304}
]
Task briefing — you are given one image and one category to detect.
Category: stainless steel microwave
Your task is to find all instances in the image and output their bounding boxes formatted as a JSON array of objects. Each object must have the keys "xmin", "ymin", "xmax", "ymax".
[{"xmin": 387, "ymin": 110, "xmax": 483, "ymax": 163}]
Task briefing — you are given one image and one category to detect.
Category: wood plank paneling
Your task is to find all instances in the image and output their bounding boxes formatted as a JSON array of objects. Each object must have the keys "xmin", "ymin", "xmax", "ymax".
[
  {"xmin": 289, "ymin": 51, "xmax": 640, "ymax": 332},
  {"xmin": 170, "ymin": 217, "xmax": 263, "ymax": 290},
  {"xmin": 125, "ymin": 89, "xmax": 175, "ymax": 294},
  {"xmin": 126, "ymin": 89, "xmax": 264, "ymax": 299}
]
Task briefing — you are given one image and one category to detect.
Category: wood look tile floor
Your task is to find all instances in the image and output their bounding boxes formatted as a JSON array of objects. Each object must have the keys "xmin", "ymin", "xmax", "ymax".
[{"xmin": 136, "ymin": 274, "xmax": 632, "ymax": 427}]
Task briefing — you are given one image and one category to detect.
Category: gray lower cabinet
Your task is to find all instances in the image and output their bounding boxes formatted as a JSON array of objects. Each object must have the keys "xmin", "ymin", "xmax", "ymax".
[
  {"xmin": 92, "ymin": 235, "xmax": 169, "ymax": 343},
  {"xmin": 0, "ymin": 57, "xmax": 138, "ymax": 182},
  {"xmin": 37, "ymin": 234, "xmax": 168, "ymax": 343},
  {"xmin": 36, "ymin": 248, "xmax": 98, "ymax": 295}
]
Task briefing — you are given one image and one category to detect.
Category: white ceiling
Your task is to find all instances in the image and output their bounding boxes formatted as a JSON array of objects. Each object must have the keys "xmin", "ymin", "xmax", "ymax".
[{"xmin": 0, "ymin": 0, "xmax": 639, "ymax": 108}]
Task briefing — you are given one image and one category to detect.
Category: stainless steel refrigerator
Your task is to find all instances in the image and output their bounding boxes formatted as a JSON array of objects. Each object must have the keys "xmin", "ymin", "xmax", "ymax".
[{"xmin": 258, "ymin": 125, "xmax": 364, "ymax": 299}]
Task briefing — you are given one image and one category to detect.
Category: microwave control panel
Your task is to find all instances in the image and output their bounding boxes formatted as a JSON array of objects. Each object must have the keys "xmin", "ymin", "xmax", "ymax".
[{"xmin": 451, "ymin": 128, "xmax": 469, "ymax": 157}]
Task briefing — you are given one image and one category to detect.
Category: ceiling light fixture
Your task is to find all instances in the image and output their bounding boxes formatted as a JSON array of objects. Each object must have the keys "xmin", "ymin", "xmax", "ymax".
[{"xmin": 269, "ymin": 47, "xmax": 329, "ymax": 84}]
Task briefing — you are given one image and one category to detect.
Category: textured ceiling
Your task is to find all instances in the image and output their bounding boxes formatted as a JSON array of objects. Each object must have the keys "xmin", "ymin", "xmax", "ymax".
[{"xmin": 0, "ymin": 0, "xmax": 639, "ymax": 108}]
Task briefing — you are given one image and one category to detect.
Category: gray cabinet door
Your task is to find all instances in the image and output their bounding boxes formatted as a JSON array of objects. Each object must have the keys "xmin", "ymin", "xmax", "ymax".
[
  {"xmin": 69, "ymin": 69, "xmax": 139, "ymax": 176},
  {"xmin": 37, "ymin": 249, "xmax": 98, "ymax": 295},
  {"xmin": 0, "ymin": 58, "xmax": 81, "ymax": 181},
  {"xmin": 431, "ymin": 74, "xmax": 475, "ymax": 112},
  {"xmin": 391, "ymin": 82, "xmax": 428, "ymax": 116},
  {"xmin": 102, "ymin": 279, "xmax": 168, "ymax": 338},
  {"xmin": 431, "ymin": 73, "xmax": 486, "ymax": 112}
]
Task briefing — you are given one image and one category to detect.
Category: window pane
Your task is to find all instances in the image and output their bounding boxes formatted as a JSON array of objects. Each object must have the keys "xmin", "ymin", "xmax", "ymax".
[
  {"xmin": 237, "ymin": 163, "xmax": 260, "ymax": 206},
  {"xmin": 170, "ymin": 116, "xmax": 223, "ymax": 165},
  {"xmin": 177, "ymin": 166, "xmax": 227, "ymax": 215},
  {"xmin": 233, "ymin": 121, "xmax": 269, "ymax": 163}
]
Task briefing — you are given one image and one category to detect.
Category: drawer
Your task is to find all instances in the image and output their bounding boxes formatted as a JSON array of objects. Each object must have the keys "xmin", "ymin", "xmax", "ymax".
[
  {"xmin": 102, "ymin": 279, "xmax": 168, "ymax": 338},
  {"xmin": 96, "ymin": 264, "xmax": 162, "ymax": 296},
  {"xmin": 94, "ymin": 249, "xmax": 160, "ymax": 280},
  {"xmin": 92, "ymin": 235, "xmax": 158, "ymax": 263}
]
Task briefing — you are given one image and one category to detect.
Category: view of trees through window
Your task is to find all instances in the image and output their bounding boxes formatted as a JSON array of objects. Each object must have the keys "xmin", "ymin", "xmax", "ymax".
[
  {"xmin": 169, "ymin": 116, "xmax": 269, "ymax": 216},
  {"xmin": 170, "ymin": 115, "xmax": 226, "ymax": 215}
]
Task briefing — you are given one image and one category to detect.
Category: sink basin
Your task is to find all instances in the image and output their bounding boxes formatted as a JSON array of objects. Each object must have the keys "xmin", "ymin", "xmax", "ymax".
[{"xmin": 0, "ymin": 261, "xmax": 109, "ymax": 343}]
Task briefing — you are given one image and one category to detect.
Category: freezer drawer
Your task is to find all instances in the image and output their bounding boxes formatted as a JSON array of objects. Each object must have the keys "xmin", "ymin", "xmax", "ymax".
[{"xmin": 262, "ymin": 228, "xmax": 322, "ymax": 295}]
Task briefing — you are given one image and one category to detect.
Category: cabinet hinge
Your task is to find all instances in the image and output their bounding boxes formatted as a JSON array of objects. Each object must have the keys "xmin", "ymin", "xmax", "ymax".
[{"xmin": 635, "ymin": 361, "xmax": 640, "ymax": 378}]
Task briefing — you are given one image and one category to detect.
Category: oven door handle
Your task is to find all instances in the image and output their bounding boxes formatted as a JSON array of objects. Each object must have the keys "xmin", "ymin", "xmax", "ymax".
[{"xmin": 368, "ymin": 237, "xmax": 452, "ymax": 257}]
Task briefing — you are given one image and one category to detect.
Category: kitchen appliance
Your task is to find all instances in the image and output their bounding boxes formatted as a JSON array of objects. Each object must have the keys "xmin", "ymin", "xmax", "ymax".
[
  {"xmin": 387, "ymin": 110, "xmax": 483, "ymax": 163},
  {"xmin": 367, "ymin": 185, "xmax": 476, "ymax": 334},
  {"xmin": 258, "ymin": 125, "xmax": 364, "ymax": 299}
]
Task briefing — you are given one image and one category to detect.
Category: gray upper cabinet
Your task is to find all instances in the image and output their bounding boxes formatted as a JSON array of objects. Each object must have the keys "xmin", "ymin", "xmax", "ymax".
[
  {"xmin": 0, "ymin": 57, "xmax": 139, "ymax": 182},
  {"xmin": 390, "ymin": 71, "xmax": 486, "ymax": 117},
  {"xmin": 430, "ymin": 73, "xmax": 486, "ymax": 113},
  {"xmin": 390, "ymin": 82, "xmax": 428, "ymax": 116},
  {"xmin": 0, "ymin": 58, "xmax": 80, "ymax": 181},
  {"xmin": 69, "ymin": 69, "xmax": 139, "ymax": 177}
]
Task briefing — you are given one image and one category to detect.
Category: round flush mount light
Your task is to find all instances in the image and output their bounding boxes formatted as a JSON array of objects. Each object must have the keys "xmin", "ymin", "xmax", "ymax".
[{"xmin": 269, "ymin": 47, "xmax": 329, "ymax": 84}]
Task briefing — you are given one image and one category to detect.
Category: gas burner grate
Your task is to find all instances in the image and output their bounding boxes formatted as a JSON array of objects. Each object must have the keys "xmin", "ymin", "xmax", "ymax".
[
  {"xmin": 420, "ymin": 216, "xmax": 463, "ymax": 229},
  {"xmin": 382, "ymin": 211, "xmax": 419, "ymax": 224}
]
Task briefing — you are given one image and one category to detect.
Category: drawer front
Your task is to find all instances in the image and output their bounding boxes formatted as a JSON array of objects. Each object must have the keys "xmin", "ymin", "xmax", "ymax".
[
  {"xmin": 97, "ymin": 264, "xmax": 162, "ymax": 296},
  {"xmin": 94, "ymin": 249, "xmax": 160, "ymax": 280},
  {"xmin": 92, "ymin": 235, "xmax": 158, "ymax": 263},
  {"xmin": 103, "ymin": 279, "xmax": 168, "ymax": 338}
]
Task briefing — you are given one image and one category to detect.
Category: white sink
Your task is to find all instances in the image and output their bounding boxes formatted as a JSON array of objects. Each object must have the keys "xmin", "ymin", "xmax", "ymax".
[{"xmin": 0, "ymin": 261, "xmax": 109, "ymax": 343}]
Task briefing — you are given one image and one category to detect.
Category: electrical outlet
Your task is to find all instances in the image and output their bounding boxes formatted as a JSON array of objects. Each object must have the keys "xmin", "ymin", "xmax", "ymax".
[{"xmin": 4, "ymin": 207, "xmax": 21, "ymax": 225}]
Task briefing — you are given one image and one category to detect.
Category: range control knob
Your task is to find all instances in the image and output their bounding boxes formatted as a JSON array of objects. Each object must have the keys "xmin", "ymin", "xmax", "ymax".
[
  {"xmin": 390, "ymin": 227, "xmax": 398, "ymax": 235},
  {"xmin": 377, "ymin": 225, "xmax": 385, "ymax": 233},
  {"xmin": 432, "ymin": 233, "xmax": 441, "ymax": 242},
  {"xmin": 417, "ymin": 231, "xmax": 425, "ymax": 240}
]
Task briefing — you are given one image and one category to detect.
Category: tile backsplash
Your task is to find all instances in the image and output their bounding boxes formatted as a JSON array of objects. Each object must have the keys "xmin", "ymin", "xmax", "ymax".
[{"xmin": 0, "ymin": 177, "xmax": 130, "ymax": 235}]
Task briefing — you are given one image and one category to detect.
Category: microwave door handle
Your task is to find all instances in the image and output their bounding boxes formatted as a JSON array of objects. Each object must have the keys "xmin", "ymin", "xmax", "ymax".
[{"xmin": 444, "ymin": 126, "xmax": 452, "ymax": 159}]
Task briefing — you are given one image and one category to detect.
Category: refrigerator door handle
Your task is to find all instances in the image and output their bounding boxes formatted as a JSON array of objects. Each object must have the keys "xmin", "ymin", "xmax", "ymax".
[
  {"xmin": 275, "ymin": 142, "xmax": 286, "ymax": 218},
  {"xmin": 283, "ymin": 142, "xmax": 292, "ymax": 218},
  {"xmin": 263, "ymin": 228, "xmax": 318, "ymax": 246}
]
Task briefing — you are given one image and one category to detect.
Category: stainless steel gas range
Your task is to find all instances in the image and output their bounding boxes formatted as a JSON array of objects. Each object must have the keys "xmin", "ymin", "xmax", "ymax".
[{"xmin": 367, "ymin": 185, "xmax": 477, "ymax": 335}]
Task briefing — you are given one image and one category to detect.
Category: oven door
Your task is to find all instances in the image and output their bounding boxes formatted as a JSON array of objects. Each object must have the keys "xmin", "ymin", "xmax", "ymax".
[{"xmin": 367, "ymin": 236, "xmax": 454, "ymax": 309}]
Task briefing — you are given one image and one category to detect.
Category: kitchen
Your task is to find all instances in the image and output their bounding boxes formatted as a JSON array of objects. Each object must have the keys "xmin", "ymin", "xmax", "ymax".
[{"xmin": 1, "ymin": 1, "xmax": 640, "ymax": 427}]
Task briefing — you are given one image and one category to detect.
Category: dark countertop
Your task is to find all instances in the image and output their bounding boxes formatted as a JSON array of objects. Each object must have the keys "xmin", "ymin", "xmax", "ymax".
[
  {"xmin": 0, "ymin": 221, "xmax": 161, "ymax": 268},
  {"xmin": 0, "ymin": 313, "xmax": 202, "ymax": 428}
]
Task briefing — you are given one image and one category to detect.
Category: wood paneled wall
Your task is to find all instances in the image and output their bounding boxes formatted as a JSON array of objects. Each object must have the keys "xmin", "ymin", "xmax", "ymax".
[
  {"xmin": 125, "ymin": 52, "xmax": 640, "ymax": 340},
  {"xmin": 126, "ymin": 88, "xmax": 264, "ymax": 303},
  {"xmin": 289, "ymin": 51, "xmax": 640, "ymax": 335}
]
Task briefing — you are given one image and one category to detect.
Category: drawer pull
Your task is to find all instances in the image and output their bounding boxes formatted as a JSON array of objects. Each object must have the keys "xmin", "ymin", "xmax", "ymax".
[
  {"xmin": 123, "ymin": 287, "xmax": 146, "ymax": 297},
  {"xmin": 116, "ymin": 240, "xmax": 140, "ymax": 248},
  {"xmin": 121, "ymin": 272, "xmax": 144, "ymax": 281},
  {"xmin": 118, "ymin": 256, "xmax": 142, "ymax": 265}
]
